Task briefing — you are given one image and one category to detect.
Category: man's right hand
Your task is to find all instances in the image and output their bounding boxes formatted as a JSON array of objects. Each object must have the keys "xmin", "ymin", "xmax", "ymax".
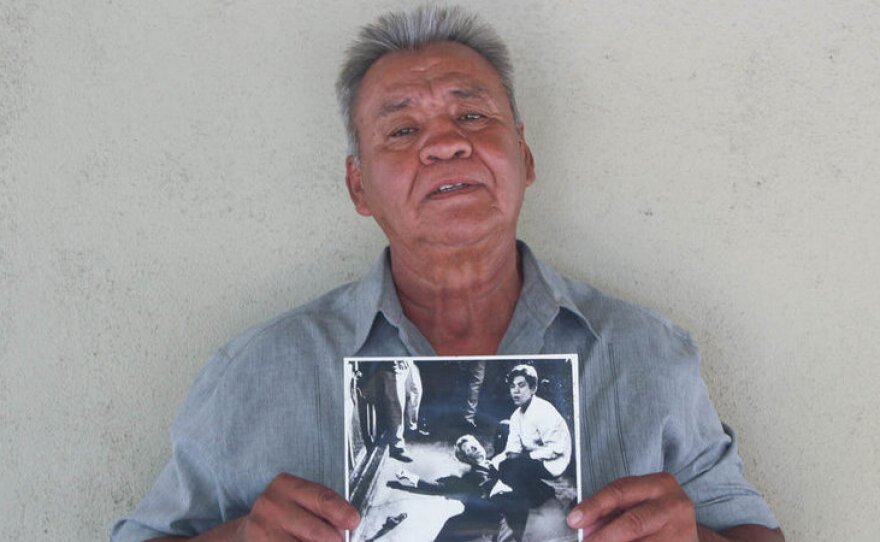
[
  {"xmin": 395, "ymin": 469, "xmax": 419, "ymax": 488},
  {"xmin": 233, "ymin": 473, "xmax": 360, "ymax": 541}
]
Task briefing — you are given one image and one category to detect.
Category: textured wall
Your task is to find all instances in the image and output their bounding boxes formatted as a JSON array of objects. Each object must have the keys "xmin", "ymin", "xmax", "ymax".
[{"xmin": 2, "ymin": 1, "xmax": 878, "ymax": 540}]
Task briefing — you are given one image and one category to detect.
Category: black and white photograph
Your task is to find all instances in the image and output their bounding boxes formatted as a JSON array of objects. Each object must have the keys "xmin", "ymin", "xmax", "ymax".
[{"xmin": 344, "ymin": 355, "xmax": 582, "ymax": 542}]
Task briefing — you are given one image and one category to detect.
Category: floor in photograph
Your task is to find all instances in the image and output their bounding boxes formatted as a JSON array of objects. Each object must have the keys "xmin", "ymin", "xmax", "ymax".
[{"xmin": 351, "ymin": 440, "xmax": 578, "ymax": 542}]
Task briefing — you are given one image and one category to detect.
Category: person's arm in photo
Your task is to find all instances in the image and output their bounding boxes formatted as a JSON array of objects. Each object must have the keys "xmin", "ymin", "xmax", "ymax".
[
  {"xmin": 395, "ymin": 469, "xmax": 476, "ymax": 495},
  {"xmin": 502, "ymin": 416, "xmax": 524, "ymax": 458},
  {"xmin": 529, "ymin": 407, "xmax": 571, "ymax": 461}
]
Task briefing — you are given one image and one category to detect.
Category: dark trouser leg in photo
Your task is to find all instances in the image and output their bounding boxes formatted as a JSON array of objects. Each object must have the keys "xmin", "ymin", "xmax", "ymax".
[
  {"xmin": 491, "ymin": 493, "xmax": 530, "ymax": 542},
  {"xmin": 462, "ymin": 360, "xmax": 486, "ymax": 428},
  {"xmin": 434, "ymin": 500, "xmax": 502, "ymax": 542},
  {"xmin": 499, "ymin": 455, "xmax": 556, "ymax": 506}
]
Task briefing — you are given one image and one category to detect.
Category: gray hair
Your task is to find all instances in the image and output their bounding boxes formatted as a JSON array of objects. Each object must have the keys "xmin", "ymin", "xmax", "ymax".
[{"xmin": 336, "ymin": 5, "xmax": 520, "ymax": 158}]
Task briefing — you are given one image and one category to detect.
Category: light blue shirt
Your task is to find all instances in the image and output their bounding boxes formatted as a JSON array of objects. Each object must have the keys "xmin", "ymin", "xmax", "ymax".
[{"xmin": 111, "ymin": 242, "xmax": 778, "ymax": 540}]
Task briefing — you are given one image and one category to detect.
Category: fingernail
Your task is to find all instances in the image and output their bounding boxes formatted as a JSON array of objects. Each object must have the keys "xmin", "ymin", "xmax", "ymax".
[{"xmin": 567, "ymin": 510, "xmax": 582, "ymax": 527}]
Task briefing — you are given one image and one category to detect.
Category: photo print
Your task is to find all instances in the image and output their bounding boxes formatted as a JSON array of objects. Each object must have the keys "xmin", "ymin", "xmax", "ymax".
[{"xmin": 344, "ymin": 355, "xmax": 582, "ymax": 542}]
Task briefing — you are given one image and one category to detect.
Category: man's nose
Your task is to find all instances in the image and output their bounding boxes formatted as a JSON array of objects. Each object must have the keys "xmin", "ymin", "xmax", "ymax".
[{"xmin": 419, "ymin": 122, "xmax": 472, "ymax": 164}]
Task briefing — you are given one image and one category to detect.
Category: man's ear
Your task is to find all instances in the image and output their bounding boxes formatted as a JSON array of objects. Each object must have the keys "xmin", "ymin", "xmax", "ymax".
[
  {"xmin": 345, "ymin": 156, "xmax": 373, "ymax": 217},
  {"xmin": 518, "ymin": 124, "xmax": 536, "ymax": 187}
]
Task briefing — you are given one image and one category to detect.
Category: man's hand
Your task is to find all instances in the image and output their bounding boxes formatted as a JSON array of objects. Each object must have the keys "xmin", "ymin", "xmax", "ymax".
[
  {"xmin": 395, "ymin": 469, "xmax": 419, "ymax": 488},
  {"xmin": 566, "ymin": 473, "xmax": 697, "ymax": 542},
  {"xmin": 234, "ymin": 473, "xmax": 360, "ymax": 542}
]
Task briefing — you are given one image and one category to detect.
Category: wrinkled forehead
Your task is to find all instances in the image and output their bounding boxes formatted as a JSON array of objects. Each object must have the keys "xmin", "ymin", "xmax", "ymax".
[{"xmin": 355, "ymin": 41, "xmax": 509, "ymax": 119}]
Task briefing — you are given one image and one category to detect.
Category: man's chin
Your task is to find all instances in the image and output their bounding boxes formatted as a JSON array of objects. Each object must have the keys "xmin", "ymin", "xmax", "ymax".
[{"xmin": 418, "ymin": 223, "xmax": 512, "ymax": 251}]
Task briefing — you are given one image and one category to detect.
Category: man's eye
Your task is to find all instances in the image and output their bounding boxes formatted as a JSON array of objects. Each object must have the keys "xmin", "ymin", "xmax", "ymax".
[
  {"xmin": 390, "ymin": 127, "xmax": 416, "ymax": 138},
  {"xmin": 460, "ymin": 113, "xmax": 484, "ymax": 121}
]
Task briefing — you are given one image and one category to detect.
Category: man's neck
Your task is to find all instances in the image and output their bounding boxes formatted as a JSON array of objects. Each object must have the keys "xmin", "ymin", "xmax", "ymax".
[{"xmin": 389, "ymin": 237, "xmax": 522, "ymax": 356}]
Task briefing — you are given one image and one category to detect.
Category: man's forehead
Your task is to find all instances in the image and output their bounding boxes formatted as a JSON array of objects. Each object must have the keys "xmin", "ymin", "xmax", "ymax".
[
  {"xmin": 375, "ymin": 82, "xmax": 492, "ymax": 116},
  {"xmin": 382, "ymin": 82, "xmax": 490, "ymax": 100},
  {"xmin": 357, "ymin": 42, "xmax": 506, "ymax": 115},
  {"xmin": 368, "ymin": 41, "xmax": 495, "ymax": 76}
]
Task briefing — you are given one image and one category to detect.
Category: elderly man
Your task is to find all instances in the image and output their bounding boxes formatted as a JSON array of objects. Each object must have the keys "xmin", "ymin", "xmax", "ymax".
[{"xmin": 112, "ymin": 5, "xmax": 783, "ymax": 542}]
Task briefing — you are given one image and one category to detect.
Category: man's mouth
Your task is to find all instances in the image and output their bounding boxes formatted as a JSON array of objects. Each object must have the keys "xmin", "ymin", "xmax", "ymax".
[{"xmin": 430, "ymin": 182, "xmax": 475, "ymax": 197}]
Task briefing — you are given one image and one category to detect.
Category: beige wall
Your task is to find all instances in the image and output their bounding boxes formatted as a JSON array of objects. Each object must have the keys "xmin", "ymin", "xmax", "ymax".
[{"xmin": 2, "ymin": 1, "xmax": 878, "ymax": 540}]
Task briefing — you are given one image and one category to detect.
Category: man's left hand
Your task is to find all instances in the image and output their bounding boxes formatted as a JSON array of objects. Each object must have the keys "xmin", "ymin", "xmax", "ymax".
[{"xmin": 566, "ymin": 472, "xmax": 697, "ymax": 542}]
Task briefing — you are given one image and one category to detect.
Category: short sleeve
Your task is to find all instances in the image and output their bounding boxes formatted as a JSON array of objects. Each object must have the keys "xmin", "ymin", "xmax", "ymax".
[
  {"xmin": 610, "ymin": 317, "xmax": 779, "ymax": 532},
  {"xmin": 111, "ymin": 440, "xmax": 226, "ymax": 541},
  {"xmin": 667, "ymin": 370, "xmax": 779, "ymax": 531},
  {"xmin": 656, "ymin": 333, "xmax": 779, "ymax": 531},
  {"xmin": 110, "ymin": 349, "xmax": 243, "ymax": 541}
]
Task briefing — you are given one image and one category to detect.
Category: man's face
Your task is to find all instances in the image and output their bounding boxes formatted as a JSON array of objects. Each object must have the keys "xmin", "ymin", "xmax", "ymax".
[
  {"xmin": 509, "ymin": 375, "xmax": 536, "ymax": 406},
  {"xmin": 458, "ymin": 436, "xmax": 487, "ymax": 465},
  {"xmin": 345, "ymin": 41, "xmax": 535, "ymax": 250}
]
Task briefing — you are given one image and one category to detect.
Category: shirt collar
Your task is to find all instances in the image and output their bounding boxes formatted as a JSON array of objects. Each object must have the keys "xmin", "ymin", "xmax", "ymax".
[
  {"xmin": 348, "ymin": 241, "xmax": 596, "ymax": 355},
  {"xmin": 349, "ymin": 247, "xmax": 393, "ymax": 354},
  {"xmin": 516, "ymin": 241, "xmax": 596, "ymax": 339}
]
